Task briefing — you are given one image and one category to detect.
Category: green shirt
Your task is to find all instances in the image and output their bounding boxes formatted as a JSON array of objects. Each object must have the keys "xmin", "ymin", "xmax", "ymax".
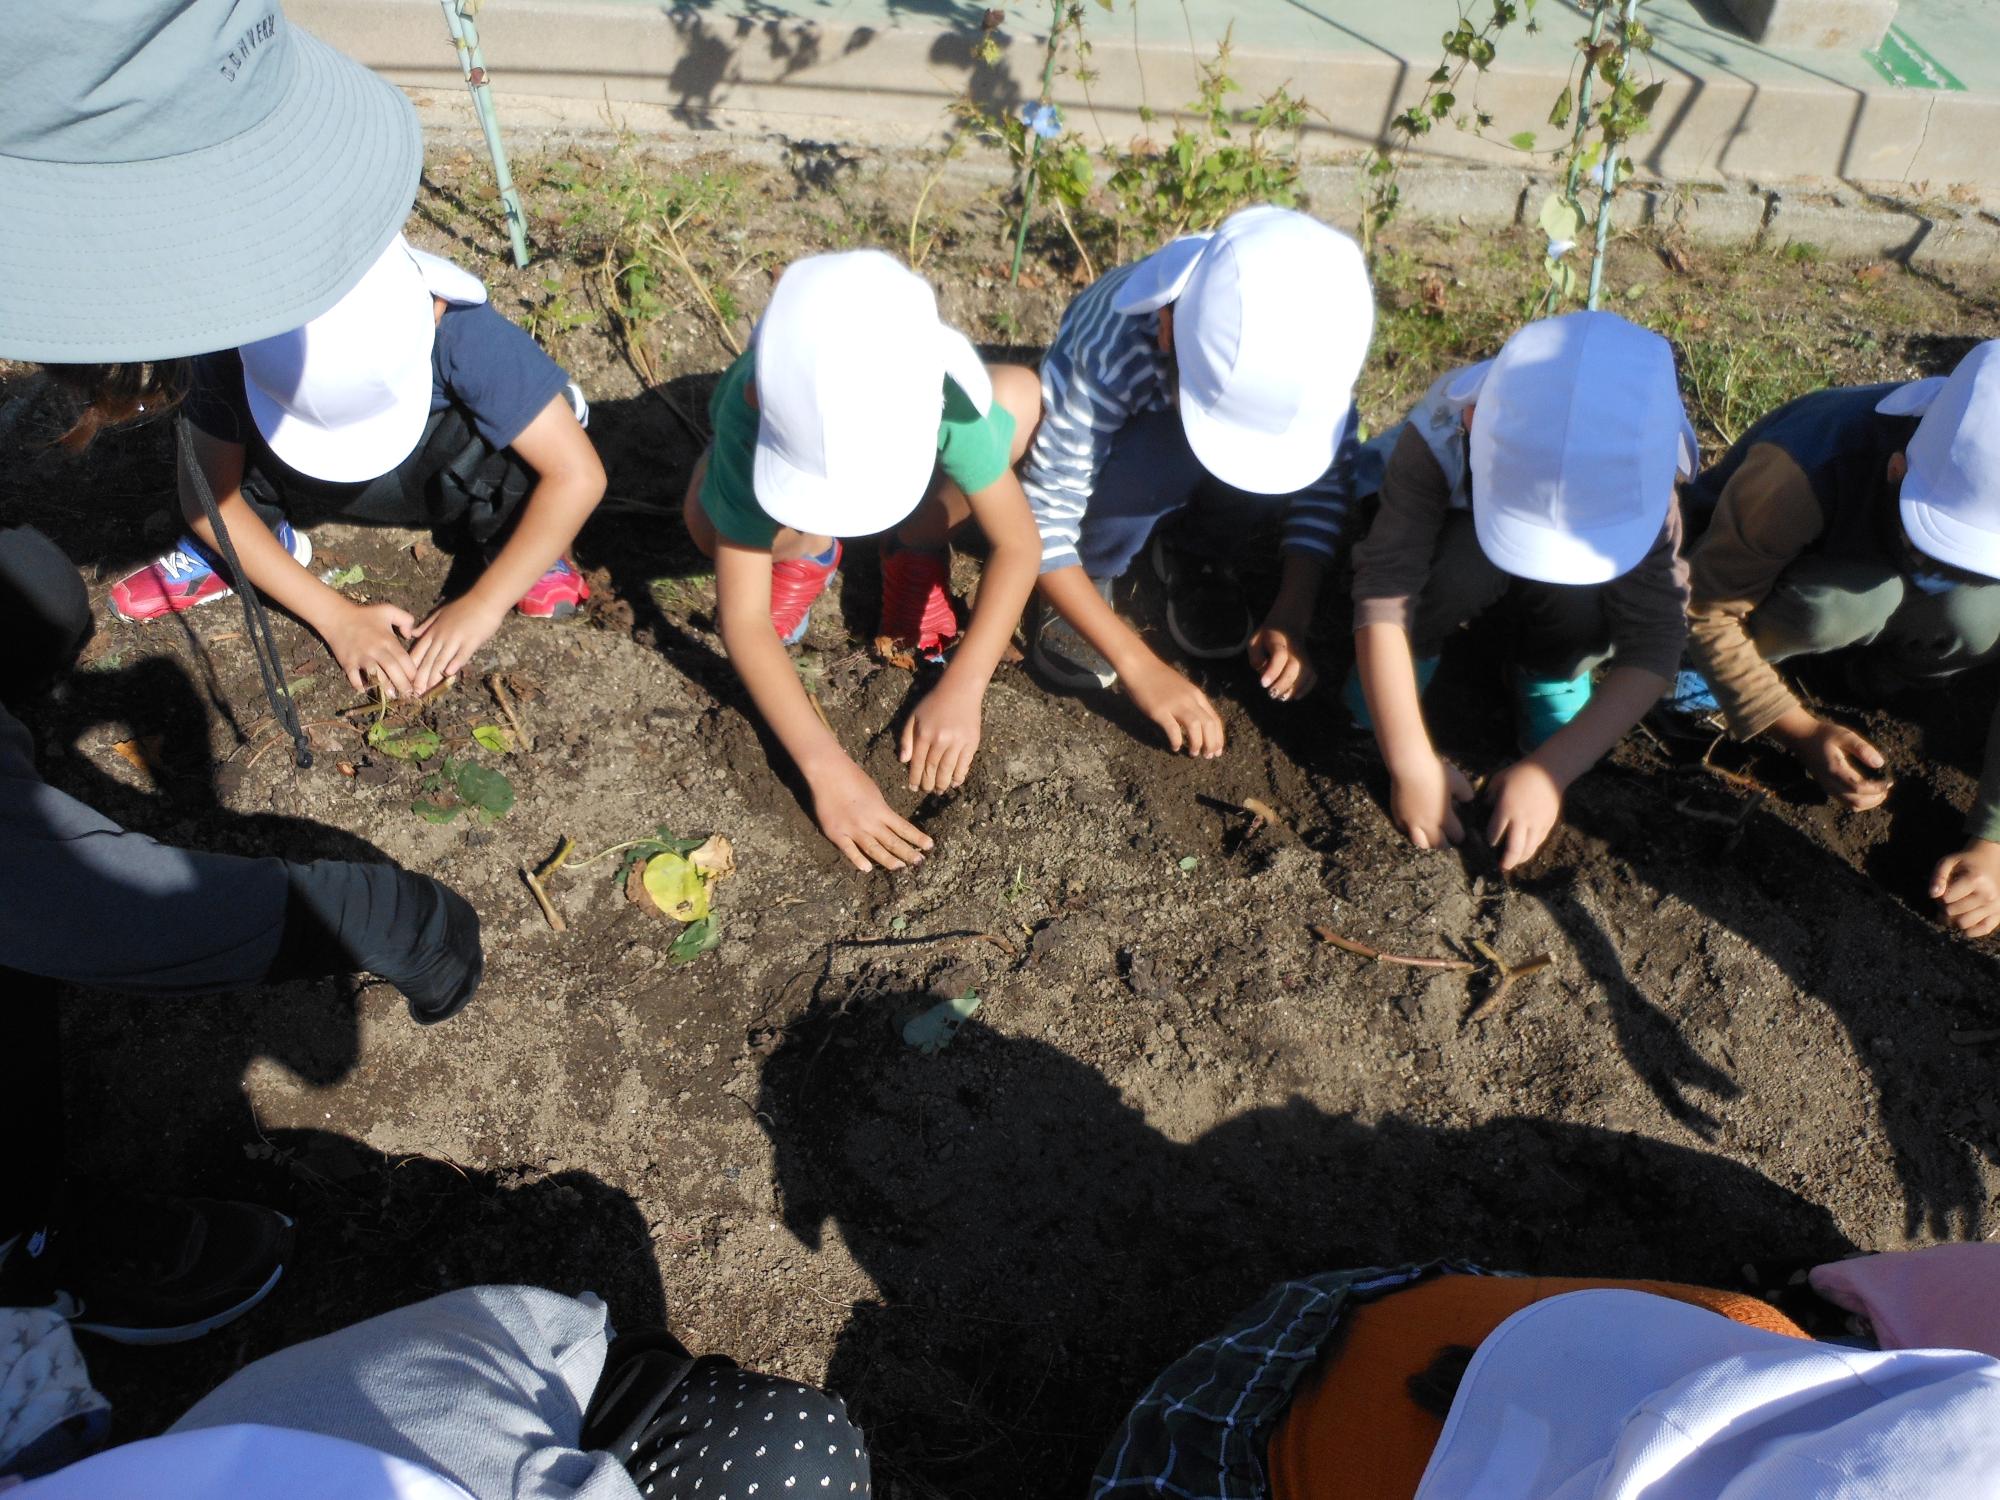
[{"xmin": 698, "ymin": 350, "xmax": 1017, "ymax": 547}]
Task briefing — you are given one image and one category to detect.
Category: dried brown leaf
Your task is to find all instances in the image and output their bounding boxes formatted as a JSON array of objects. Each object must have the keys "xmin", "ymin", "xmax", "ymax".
[
  {"xmin": 111, "ymin": 735, "xmax": 167, "ymax": 781},
  {"xmin": 688, "ymin": 833, "xmax": 736, "ymax": 884}
]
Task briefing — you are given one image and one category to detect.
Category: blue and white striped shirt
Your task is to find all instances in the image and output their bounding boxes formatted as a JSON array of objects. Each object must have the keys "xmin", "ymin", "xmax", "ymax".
[{"xmin": 1020, "ymin": 258, "xmax": 1359, "ymax": 574}]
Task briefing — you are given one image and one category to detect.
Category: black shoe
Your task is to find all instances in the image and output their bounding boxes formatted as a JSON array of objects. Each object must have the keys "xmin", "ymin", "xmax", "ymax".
[
  {"xmin": 1029, "ymin": 581, "xmax": 1119, "ymax": 691},
  {"xmin": 1149, "ymin": 531, "xmax": 1253, "ymax": 660},
  {"xmin": 279, "ymin": 862, "xmax": 485, "ymax": 1024},
  {"xmin": 0, "ymin": 1196, "xmax": 295, "ymax": 1345}
]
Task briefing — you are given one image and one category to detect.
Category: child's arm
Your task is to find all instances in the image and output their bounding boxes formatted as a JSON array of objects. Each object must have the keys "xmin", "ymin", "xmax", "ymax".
[
  {"xmin": 1484, "ymin": 664, "xmax": 1669, "ymax": 870},
  {"xmin": 899, "ymin": 473, "xmax": 1040, "ymax": 792},
  {"xmin": 180, "ymin": 428, "xmax": 418, "ymax": 698},
  {"xmin": 1040, "ymin": 564, "xmax": 1226, "ymax": 758},
  {"xmin": 714, "ymin": 543, "xmax": 933, "ymax": 873},
  {"xmin": 1355, "ymin": 620, "xmax": 1474, "ymax": 849},
  {"xmin": 407, "ymin": 394, "xmax": 605, "ymax": 693}
]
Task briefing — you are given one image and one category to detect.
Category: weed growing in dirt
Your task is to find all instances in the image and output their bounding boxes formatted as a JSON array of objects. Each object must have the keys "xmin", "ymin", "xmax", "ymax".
[{"xmin": 533, "ymin": 141, "xmax": 749, "ymax": 382}]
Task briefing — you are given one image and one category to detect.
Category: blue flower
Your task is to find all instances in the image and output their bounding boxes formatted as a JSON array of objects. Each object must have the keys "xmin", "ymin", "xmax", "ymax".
[{"xmin": 1017, "ymin": 101, "xmax": 1063, "ymax": 139}]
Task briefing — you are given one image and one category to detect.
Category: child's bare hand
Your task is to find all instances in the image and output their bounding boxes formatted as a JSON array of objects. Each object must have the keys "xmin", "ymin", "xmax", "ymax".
[
  {"xmin": 1485, "ymin": 758, "xmax": 1564, "ymax": 871},
  {"xmin": 1126, "ymin": 660, "xmax": 1225, "ymax": 758},
  {"xmin": 1932, "ymin": 838, "xmax": 2000, "ymax": 938},
  {"xmin": 1248, "ymin": 623, "xmax": 1316, "ymax": 702},
  {"xmin": 1388, "ymin": 753, "xmax": 1475, "ymax": 850},
  {"xmin": 1778, "ymin": 715, "xmax": 1891, "ymax": 810},
  {"xmin": 407, "ymin": 595, "xmax": 507, "ymax": 696},
  {"xmin": 900, "ymin": 678, "xmax": 981, "ymax": 792},
  {"xmin": 810, "ymin": 759, "xmax": 934, "ymax": 872},
  {"xmin": 325, "ymin": 601, "xmax": 418, "ymax": 699}
]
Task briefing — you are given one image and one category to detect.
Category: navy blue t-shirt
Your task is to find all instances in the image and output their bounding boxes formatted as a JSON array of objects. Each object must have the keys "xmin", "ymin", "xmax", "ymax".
[{"xmin": 185, "ymin": 300, "xmax": 570, "ymax": 467}]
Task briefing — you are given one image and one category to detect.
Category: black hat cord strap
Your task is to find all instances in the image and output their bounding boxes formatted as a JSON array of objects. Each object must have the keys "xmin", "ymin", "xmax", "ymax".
[{"xmin": 175, "ymin": 416, "xmax": 313, "ymax": 769}]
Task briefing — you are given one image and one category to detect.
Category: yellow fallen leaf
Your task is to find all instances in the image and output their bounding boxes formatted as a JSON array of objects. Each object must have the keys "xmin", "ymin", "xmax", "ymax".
[
  {"xmin": 688, "ymin": 834, "xmax": 735, "ymax": 884},
  {"xmin": 112, "ymin": 735, "xmax": 166, "ymax": 782},
  {"xmin": 641, "ymin": 851, "xmax": 710, "ymax": 923}
]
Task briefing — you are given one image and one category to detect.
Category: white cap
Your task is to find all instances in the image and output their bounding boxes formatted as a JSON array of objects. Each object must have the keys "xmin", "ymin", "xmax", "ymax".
[
  {"xmin": 15, "ymin": 1422, "xmax": 477, "ymax": 1500},
  {"xmin": 1879, "ymin": 340, "xmax": 2000, "ymax": 581},
  {"xmin": 1456, "ymin": 310, "xmax": 1697, "ymax": 585},
  {"xmin": 1415, "ymin": 1289, "xmax": 2000, "ymax": 1500},
  {"xmin": 752, "ymin": 251, "xmax": 992, "ymax": 538},
  {"xmin": 1111, "ymin": 205, "xmax": 1373, "ymax": 495},
  {"xmin": 238, "ymin": 236, "xmax": 483, "ymax": 484}
]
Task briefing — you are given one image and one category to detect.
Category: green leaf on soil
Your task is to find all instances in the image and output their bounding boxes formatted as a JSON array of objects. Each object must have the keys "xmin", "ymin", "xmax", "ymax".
[
  {"xmin": 902, "ymin": 992, "xmax": 980, "ymax": 1054},
  {"xmin": 412, "ymin": 798, "xmax": 460, "ymax": 824},
  {"xmin": 454, "ymin": 762, "xmax": 515, "ymax": 820},
  {"xmin": 323, "ymin": 564, "xmax": 366, "ymax": 589},
  {"xmin": 472, "ymin": 723, "xmax": 514, "ymax": 754},
  {"xmin": 368, "ymin": 722, "xmax": 442, "ymax": 761},
  {"xmin": 668, "ymin": 914, "xmax": 721, "ymax": 964},
  {"xmin": 890, "ymin": 915, "xmax": 909, "ymax": 933},
  {"xmin": 641, "ymin": 851, "xmax": 710, "ymax": 922},
  {"xmin": 1177, "ymin": 855, "xmax": 1200, "ymax": 872},
  {"xmin": 1508, "ymin": 130, "xmax": 1537, "ymax": 150}
]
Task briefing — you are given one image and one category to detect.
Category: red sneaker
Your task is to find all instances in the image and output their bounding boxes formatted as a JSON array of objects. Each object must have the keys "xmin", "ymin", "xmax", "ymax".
[
  {"xmin": 879, "ymin": 543, "xmax": 959, "ymax": 651},
  {"xmin": 771, "ymin": 541, "xmax": 841, "ymax": 645},
  {"xmin": 516, "ymin": 557, "xmax": 590, "ymax": 618},
  {"xmin": 109, "ymin": 523, "xmax": 311, "ymax": 624}
]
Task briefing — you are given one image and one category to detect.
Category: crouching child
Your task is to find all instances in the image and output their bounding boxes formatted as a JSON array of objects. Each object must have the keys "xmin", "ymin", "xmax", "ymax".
[{"xmin": 1348, "ymin": 310, "xmax": 1696, "ymax": 870}]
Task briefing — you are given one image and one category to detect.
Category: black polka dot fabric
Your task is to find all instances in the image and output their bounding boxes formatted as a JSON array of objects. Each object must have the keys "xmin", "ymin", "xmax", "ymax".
[{"xmin": 629, "ymin": 1363, "xmax": 870, "ymax": 1500}]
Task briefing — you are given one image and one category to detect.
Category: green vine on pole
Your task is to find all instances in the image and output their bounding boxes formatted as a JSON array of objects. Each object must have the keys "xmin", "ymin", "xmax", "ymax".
[
  {"xmin": 1362, "ymin": 1, "xmax": 1539, "ymax": 259},
  {"xmin": 1365, "ymin": 0, "xmax": 1664, "ymax": 315}
]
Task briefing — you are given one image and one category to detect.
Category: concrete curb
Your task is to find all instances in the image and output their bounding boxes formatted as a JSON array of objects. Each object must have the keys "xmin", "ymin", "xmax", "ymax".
[{"xmin": 411, "ymin": 109, "xmax": 2000, "ymax": 269}]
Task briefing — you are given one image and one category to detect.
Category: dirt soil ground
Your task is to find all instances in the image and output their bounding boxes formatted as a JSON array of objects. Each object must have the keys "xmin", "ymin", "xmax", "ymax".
[{"xmin": 6, "ymin": 147, "xmax": 2000, "ymax": 1500}]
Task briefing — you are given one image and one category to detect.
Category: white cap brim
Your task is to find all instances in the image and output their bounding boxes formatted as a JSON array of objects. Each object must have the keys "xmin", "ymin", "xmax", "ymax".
[
  {"xmin": 754, "ymin": 431, "xmax": 937, "ymax": 539},
  {"xmin": 1473, "ymin": 501, "xmax": 1658, "ymax": 585},
  {"xmin": 1901, "ymin": 494, "xmax": 2000, "ymax": 580},
  {"xmin": 1179, "ymin": 382, "xmax": 1352, "ymax": 496}
]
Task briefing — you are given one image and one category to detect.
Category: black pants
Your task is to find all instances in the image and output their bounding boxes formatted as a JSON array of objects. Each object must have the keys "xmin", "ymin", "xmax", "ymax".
[{"xmin": 1, "ymin": 524, "xmax": 93, "ymax": 1238}]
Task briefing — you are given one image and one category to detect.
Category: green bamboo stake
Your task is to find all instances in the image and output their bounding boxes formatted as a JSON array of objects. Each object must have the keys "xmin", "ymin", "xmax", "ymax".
[
  {"xmin": 1009, "ymin": 0, "xmax": 1066, "ymax": 286},
  {"xmin": 441, "ymin": 0, "xmax": 531, "ymax": 268},
  {"xmin": 1586, "ymin": 0, "xmax": 1641, "ymax": 310}
]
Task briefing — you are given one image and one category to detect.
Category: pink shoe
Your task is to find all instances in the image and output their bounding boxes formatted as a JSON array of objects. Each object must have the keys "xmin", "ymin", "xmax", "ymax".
[
  {"xmin": 771, "ymin": 541, "xmax": 841, "ymax": 645},
  {"xmin": 516, "ymin": 557, "xmax": 590, "ymax": 618},
  {"xmin": 879, "ymin": 543, "xmax": 959, "ymax": 651},
  {"xmin": 110, "ymin": 523, "xmax": 311, "ymax": 623}
]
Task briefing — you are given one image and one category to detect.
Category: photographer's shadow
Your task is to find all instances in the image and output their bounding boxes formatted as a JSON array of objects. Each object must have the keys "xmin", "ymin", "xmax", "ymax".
[{"xmin": 756, "ymin": 1000, "xmax": 1852, "ymax": 1500}]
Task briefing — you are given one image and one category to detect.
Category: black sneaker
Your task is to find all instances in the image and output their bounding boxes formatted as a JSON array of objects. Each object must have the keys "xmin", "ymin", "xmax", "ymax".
[
  {"xmin": 1149, "ymin": 530, "xmax": 1253, "ymax": 660},
  {"xmin": 0, "ymin": 1197, "xmax": 295, "ymax": 1345},
  {"xmin": 1029, "ymin": 580, "xmax": 1119, "ymax": 691}
]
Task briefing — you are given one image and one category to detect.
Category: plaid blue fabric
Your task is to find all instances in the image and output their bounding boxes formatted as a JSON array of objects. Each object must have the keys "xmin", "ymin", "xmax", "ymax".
[{"xmin": 1090, "ymin": 1262, "xmax": 1493, "ymax": 1500}]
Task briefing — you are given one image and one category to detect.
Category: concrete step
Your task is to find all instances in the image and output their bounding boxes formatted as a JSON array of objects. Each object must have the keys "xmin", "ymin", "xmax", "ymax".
[{"xmin": 304, "ymin": 0, "xmax": 2000, "ymax": 196}]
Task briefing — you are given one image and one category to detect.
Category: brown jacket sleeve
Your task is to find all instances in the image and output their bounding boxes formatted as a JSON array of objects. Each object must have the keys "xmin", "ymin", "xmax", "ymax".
[
  {"xmin": 1353, "ymin": 424, "xmax": 1455, "ymax": 633},
  {"xmin": 1602, "ymin": 498, "xmax": 1691, "ymax": 681},
  {"xmin": 1686, "ymin": 444, "xmax": 1826, "ymax": 739}
]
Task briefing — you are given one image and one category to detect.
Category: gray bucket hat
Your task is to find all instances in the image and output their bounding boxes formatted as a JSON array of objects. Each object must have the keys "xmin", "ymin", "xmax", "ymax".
[{"xmin": 0, "ymin": 0, "xmax": 422, "ymax": 363}]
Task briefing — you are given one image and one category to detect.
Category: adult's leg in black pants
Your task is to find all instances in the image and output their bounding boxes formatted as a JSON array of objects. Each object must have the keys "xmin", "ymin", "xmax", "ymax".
[{"xmin": 0, "ymin": 527, "xmax": 480, "ymax": 1341}]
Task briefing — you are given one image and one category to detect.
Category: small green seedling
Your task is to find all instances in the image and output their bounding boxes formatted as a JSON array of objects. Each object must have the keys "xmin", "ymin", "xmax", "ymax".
[{"xmin": 903, "ymin": 992, "xmax": 980, "ymax": 1054}]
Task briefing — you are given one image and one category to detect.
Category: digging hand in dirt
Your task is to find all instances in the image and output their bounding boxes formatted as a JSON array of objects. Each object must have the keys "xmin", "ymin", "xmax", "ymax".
[
  {"xmin": 900, "ymin": 675, "xmax": 981, "ymax": 792},
  {"xmin": 1485, "ymin": 758, "xmax": 1565, "ymax": 871},
  {"xmin": 1932, "ymin": 838, "xmax": 2000, "ymax": 938},
  {"xmin": 407, "ymin": 593, "xmax": 507, "ymax": 696},
  {"xmin": 326, "ymin": 600, "xmax": 420, "ymax": 700},
  {"xmin": 1770, "ymin": 709, "xmax": 1891, "ymax": 811},
  {"xmin": 1125, "ymin": 659, "xmax": 1225, "ymax": 758},
  {"xmin": 1248, "ymin": 621, "xmax": 1316, "ymax": 703},
  {"xmin": 811, "ymin": 758, "xmax": 933, "ymax": 872},
  {"xmin": 1389, "ymin": 751, "xmax": 1476, "ymax": 850}
]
